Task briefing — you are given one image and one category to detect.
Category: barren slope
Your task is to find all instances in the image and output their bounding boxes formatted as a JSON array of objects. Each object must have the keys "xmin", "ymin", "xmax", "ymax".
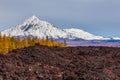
[{"xmin": 0, "ymin": 45, "xmax": 120, "ymax": 80}]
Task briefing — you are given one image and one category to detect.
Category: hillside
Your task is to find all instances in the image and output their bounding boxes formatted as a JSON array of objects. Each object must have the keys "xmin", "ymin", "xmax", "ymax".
[{"xmin": 0, "ymin": 45, "xmax": 120, "ymax": 80}]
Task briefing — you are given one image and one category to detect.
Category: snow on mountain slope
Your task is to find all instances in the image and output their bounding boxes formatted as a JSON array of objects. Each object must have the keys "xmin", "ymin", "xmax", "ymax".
[
  {"xmin": 112, "ymin": 37, "xmax": 120, "ymax": 40},
  {"xmin": 2, "ymin": 16, "xmax": 69, "ymax": 39},
  {"xmin": 64, "ymin": 28, "xmax": 110, "ymax": 40},
  {"xmin": 1, "ymin": 16, "xmax": 110, "ymax": 40}
]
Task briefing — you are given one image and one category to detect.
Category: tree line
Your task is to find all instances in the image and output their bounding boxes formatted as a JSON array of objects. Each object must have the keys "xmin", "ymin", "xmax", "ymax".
[{"xmin": 0, "ymin": 33, "xmax": 67, "ymax": 54}]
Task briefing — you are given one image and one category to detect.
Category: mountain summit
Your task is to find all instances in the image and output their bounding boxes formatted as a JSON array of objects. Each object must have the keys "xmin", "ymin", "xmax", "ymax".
[{"xmin": 2, "ymin": 16, "xmax": 110, "ymax": 40}]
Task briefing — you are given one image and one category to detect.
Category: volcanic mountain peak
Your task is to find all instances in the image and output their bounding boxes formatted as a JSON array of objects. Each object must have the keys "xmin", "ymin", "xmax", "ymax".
[
  {"xmin": 19, "ymin": 15, "xmax": 52, "ymax": 30},
  {"xmin": 29, "ymin": 15, "xmax": 39, "ymax": 20},
  {"xmin": 1, "ymin": 16, "xmax": 111, "ymax": 40},
  {"xmin": 23, "ymin": 15, "xmax": 40, "ymax": 25},
  {"xmin": 2, "ymin": 16, "xmax": 68, "ymax": 38}
]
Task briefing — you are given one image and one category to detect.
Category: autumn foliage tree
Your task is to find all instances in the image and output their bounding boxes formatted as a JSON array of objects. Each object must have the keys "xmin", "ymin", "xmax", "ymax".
[
  {"xmin": 63, "ymin": 39, "xmax": 67, "ymax": 47},
  {"xmin": 0, "ymin": 33, "xmax": 67, "ymax": 54}
]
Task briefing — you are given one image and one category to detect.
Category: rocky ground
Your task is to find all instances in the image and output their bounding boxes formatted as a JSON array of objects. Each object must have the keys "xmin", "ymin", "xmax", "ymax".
[{"xmin": 0, "ymin": 44, "xmax": 120, "ymax": 80}]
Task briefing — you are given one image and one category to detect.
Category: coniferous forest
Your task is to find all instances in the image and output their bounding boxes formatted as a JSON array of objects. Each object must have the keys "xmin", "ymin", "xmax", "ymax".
[{"xmin": 0, "ymin": 33, "xmax": 66, "ymax": 54}]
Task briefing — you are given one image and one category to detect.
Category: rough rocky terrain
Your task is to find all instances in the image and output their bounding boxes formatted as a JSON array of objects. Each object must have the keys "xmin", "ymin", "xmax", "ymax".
[{"xmin": 0, "ymin": 44, "xmax": 120, "ymax": 80}]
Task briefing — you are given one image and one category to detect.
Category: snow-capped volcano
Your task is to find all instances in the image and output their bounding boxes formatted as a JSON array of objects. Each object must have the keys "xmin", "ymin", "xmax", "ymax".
[
  {"xmin": 1, "ymin": 16, "xmax": 110, "ymax": 40},
  {"xmin": 2, "ymin": 16, "xmax": 68, "ymax": 39}
]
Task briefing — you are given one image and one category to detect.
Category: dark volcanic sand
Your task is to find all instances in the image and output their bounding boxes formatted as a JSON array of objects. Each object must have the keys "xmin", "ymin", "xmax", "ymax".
[{"xmin": 0, "ymin": 44, "xmax": 120, "ymax": 80}]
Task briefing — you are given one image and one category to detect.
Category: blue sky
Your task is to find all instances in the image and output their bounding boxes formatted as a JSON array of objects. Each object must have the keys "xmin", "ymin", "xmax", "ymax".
[{"xmin": 0, "ymin": 0, "xmax": 120, "ymax": 37}]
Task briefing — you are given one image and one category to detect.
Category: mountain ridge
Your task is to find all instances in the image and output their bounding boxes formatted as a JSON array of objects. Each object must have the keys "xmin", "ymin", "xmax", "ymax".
[{"xmin": 1, "ymin": 16, "xmax": 116, "ymax": 40}]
